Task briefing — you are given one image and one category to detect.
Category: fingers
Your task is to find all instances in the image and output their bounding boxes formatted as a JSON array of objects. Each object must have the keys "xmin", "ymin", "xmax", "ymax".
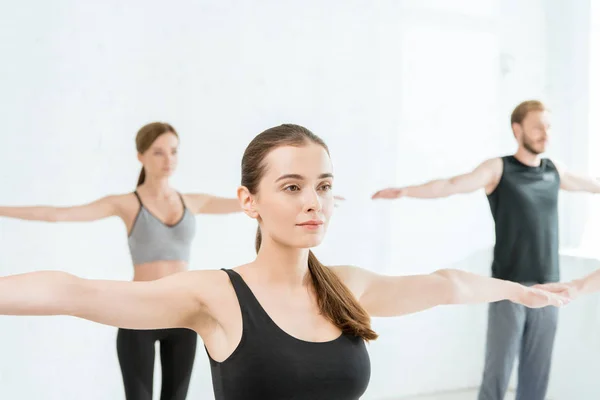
[
  {"xmin": 549, "ymin": 294, "xmax": 568, "ymax": 307},
  {"xmin": 541, "ymin": 290, "xmax": 572, "ymax": 307},
  {"xmin": 371, "ymin": 189, "xmax": 401, "ymax": 199},
  {"xmin": 535, "ymin": 284, "xmax": 573, "ymax": 299},
  {"xmin": 526, "ymin": 287, "xmax": 572, "ymax": 308},
  {"xmin": 371, "ymin": 189, "xmax": 389, "ymax": 199}
]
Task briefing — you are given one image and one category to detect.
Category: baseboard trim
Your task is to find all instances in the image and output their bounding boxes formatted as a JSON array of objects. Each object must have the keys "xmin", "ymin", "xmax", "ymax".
[{"xmin": 389, "ymin": 386, "xmax": 517, "ymax": 399}]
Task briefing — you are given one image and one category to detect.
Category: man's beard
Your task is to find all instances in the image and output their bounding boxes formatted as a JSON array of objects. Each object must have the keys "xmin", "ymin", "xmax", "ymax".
[{"xmin": 522, "ymin": 134, "xmax": 544, "ymax": 155}]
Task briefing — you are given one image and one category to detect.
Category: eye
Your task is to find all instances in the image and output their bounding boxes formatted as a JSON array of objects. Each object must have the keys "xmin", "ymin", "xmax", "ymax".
[
  {"xmin": 319, "ymin": 183, "xmax": 332, "ymax": 192},
  {"xmin": 284, "ymin": 184, "xmax": 301, "ymax": 192}
]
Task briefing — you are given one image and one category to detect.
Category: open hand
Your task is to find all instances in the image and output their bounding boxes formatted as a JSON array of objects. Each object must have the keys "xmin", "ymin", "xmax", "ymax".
[
  {"xmin": 518, "ymin": 286, "xmax": 573, "ymax": 308},
  {"xmin": 371, "ymin": 187, "xmax": 406, "ymax": 200},
  {"xmin": 532, "ymin": 282, "xmax": 580, "ymax": 301}
]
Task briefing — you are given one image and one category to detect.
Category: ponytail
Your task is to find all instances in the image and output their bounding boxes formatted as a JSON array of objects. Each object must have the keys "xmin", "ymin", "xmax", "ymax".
[
  {"xmin": 255, "ymin": 226, "xmax": 263, "ymax": 253},
  {"xmin": 137, "ymin": 167, "xmax": 146, "ymax": 187},
  {"xmin": 255, "ymin": 226, "xmax": 378, "ymax": 341}
]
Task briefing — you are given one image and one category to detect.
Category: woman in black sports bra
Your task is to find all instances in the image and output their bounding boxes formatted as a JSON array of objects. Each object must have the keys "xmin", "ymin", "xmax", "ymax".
[
  {"xmin": 0, "ymin": 122, "xmax": 242, "ymax": 400},
  {"xmin": 0, "ymin": 124, "xmax": 572, "ymax": 400}
]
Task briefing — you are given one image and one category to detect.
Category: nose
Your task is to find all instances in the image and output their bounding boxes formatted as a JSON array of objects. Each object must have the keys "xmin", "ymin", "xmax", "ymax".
[{"xmin": 303, "ymin": 188, "xmax": 322, "ymax": 214}]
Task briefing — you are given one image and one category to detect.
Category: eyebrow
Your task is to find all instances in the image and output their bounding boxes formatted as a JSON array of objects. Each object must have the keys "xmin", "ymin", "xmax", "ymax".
[{"xmin": 275, "ymin": 173, "xmax": 334, "ymax": 182}]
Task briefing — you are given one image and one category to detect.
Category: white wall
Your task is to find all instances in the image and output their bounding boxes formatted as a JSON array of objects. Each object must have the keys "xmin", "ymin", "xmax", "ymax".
[
  {"xmin": 580, "ymin": 0, "xmax": 600, "ymax": 251},
  {"xmin": 544, "ymin": 0, "xmax": 593, "ymax": 251},
  {"xmin": 0, "ymin": 1, "xmax": 597, "ymax": 399}
]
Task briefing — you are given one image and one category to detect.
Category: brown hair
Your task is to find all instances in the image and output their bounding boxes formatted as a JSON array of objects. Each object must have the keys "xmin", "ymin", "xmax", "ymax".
[
  {"xmin": 511, "ymin": 100, "xmax": 546, "ymax": 126},
  {"xmin": 242, "ymin": 124, "xmax": 378, "ymax": 341},
  {"xmin": 135, "ymin": 122, "xmax": 178, "ymax": 186}
]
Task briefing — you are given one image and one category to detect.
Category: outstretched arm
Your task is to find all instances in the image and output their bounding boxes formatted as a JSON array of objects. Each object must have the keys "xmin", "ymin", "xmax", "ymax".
[
  {"xmin": 0, "ymin": 195, "xmax": 122, "ymax": 222},
  {"xmin": 536, "ymin": 270, "xmax": 600, "ymax": 300},
  {"xmin": 371, "ymin": 158, "xmax": 502, "ymax": 200},
  {"xmin": 184, "ymin": 194, "xmax": 242, "ymax": 215},
  {"xmin": 568, "ymin": 271, "xmax": 600, "ymax": 296},
  {"xmin": 555, "ymin": 162, "xmax": 600, "ymax": 193},
  {"xmin": 0, "ymin": 270, "xmax": 215, "ymax": 331},
  {"xmin": 332, "ymin": 266, "xmax": 570, "ymax": 317}
]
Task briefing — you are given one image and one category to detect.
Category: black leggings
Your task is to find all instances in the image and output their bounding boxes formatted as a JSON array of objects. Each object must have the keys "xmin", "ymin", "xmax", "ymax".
[{"xmin": 116, "ymin": 328, "xmax": 197, "ymax": 400}]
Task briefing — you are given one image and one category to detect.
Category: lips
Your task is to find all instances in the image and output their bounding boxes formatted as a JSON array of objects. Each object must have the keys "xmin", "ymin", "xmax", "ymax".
[{"xmin": 297, "ymin": 220, "xmax": 324, "ymax": 226}]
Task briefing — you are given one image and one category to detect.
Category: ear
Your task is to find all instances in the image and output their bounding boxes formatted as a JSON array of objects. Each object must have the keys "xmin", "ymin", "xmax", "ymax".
[
  {"xmin": 137, "ymin": 152, "xmax": 144, "ymax": 163},
  {"xmin": 511, "ymin": 122, "xmax": 521, "ymax": 139},
  {"xmin": 237, "ymin": 186, "xmax": 259, "ymax": 219}
]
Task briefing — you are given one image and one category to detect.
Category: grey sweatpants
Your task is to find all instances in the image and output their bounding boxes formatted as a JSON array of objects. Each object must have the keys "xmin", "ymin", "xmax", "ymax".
[{"xmin": 477, "ymin": 300, "xmax": 559, "ymax": 400}]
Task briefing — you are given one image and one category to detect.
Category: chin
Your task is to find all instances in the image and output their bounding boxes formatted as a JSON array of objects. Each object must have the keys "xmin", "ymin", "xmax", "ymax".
[
  {"xmin": 299, "ymin": 236, "xmax": 325, "ymax": 249},
  {"xmin": 286, "ymin": 234, "xmax": 324, "ymax": 249}
]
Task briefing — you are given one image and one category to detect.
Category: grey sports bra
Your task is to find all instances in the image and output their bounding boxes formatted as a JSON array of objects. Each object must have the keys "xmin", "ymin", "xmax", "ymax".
[{"xmin": 127, "ymin": 191, "xmax": 196, "ymax": 265}]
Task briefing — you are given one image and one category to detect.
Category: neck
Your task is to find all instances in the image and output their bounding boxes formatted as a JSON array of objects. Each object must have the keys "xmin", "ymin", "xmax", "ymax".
[
  {"xmin": 514, "ymin": 147, "xmax": 542, "ymax": 167},
  {"xmin": 253, "ymin": 235, "xmax": 311, "ymax": 287},
  {"xmin": 139, "ymin": 177, "xmax": 172, "ymax": 197}
]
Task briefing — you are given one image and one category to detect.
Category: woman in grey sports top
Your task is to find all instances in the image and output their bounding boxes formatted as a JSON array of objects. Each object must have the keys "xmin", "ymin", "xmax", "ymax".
[{"xmin": 0, "ymin": 122, "xmax": 242, "ymax": 400}]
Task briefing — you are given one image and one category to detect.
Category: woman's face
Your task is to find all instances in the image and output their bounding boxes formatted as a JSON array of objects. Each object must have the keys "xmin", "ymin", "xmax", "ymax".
[
  {"xmin": 242, "ymin": 143, "xmax": 335, "ymax": 249},
  {"xmin": 138, "ymin": 132, "xmax": 179, "ymax": 179}
]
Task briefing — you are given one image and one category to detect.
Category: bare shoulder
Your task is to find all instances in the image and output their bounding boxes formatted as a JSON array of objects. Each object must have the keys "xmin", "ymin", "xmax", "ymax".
[
  {"xmin": 179, "ymin": 269, "xmax": 233, "ymax": 302},
  {"xmin": 180, "ymin": 193, "xmax": 200, "ymax": 203},
  {"xmin": 479, "ymin": 157, "xmax": 503, "ymax": 175},
  {"xmin": 328, "ymin": 265, "xmax": 375, "ymax": 299},
  {"xmin": 479, "ymin": 157, "xmax": 503, "ymax": 193},
  {"xmin": 136, "ymin": 268, "xmax": 235, "ymax": 337},
  {"xmin": 190, "ymin": 268, "xmax": 240, "ymax": 322},
  {"xmin": 107, "ymin": 192, "xmax": 142, "ymax": 219},
  {"xmin": 180, "ymin": 193, "xmax": 209, "ymax": 213},
  {"xmin": 150, "ymin": 269, "xmax": 224, "ymax": 289},
  {"xmin": 329, "ymin": 264, "xmax": 361, "ymax": 280}
]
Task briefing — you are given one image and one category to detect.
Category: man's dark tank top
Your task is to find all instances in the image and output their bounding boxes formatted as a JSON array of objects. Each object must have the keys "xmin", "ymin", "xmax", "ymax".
[
  {"xmin": 487, "ymin": 155, "xmax": 561, "ymax": 283},
  {"xmin": 207, "ymin": 268, "xmax": 371, "ymax": 400}
]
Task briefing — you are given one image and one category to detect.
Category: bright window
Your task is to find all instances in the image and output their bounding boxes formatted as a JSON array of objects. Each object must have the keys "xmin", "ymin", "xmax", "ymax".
[{"xmin": 579, "ymin": 1, "xmax": 600, "ymax": 251}]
